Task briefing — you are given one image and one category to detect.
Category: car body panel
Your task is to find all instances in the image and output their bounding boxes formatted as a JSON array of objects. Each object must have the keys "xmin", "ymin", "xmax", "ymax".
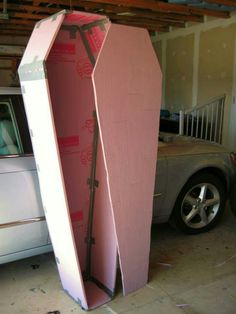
[
  {"xmin": 153, "ymin": 154, "xmax": 167, "ymax": 223},
  {"xmin": 0, "ymin": 88, "xmax": 52, "ymax": 264},
  {"xmin": 0, "ymin": 157, "xmax": 43, "ymax": 222},
  {"xmin": 153, "ymin": 135, "xmax": 236, "ymax": 223},
  {"xmin": 158, "ymin": 134, "xmax": 230, "ymax": 156}
]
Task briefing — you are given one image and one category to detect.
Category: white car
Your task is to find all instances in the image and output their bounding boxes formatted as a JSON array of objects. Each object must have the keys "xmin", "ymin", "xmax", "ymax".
[
  {"xmin": 1, "ymin": 87, "xmax": 236, "ymax": 264},
  {"xmin": 0, "ymin": 87, "xmax": 52, "ymax": 264}
]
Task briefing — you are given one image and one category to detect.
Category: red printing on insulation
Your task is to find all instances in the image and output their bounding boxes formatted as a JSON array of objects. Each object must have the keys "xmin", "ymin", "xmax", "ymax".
[
  {"xmin": 70, "ymin": 210, "xmax": 84, "ymax": 222},
  {"xmin": 51, "ymin": 43, "xmax": 76, "ymax": 55},
  {"xmin": 76, "ymin": 58, "xmax": 93, "ymax": 77},
  {"xmin": 58, "ymin": 136, "xmax": 80, "ymax": 148}
]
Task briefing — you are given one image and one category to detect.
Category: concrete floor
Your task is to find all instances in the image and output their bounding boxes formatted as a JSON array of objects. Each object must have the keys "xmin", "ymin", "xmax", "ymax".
[{"xmin": 1, "ymin": 204, "xmax": 236, "ymax": 314}]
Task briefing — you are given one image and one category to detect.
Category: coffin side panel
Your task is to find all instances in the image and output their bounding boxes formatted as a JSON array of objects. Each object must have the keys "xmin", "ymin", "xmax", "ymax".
[
  {"xmin": 19, "ymin": 79, "xmax": 88, "ymax": 309},
  {"xmin": 20, "ymin": 12, "xmax": 65, "ymax": 68},
  {"xmin": 46, "ymin": 19, "xmax": 117, "ymax": 294},
  {"xmin": 19, "ymin": 10, "xmax": 117, "ymax": 309},
  {"xmin": 93, "ymin": 24, "xmax": 162, "ymax": 294}
]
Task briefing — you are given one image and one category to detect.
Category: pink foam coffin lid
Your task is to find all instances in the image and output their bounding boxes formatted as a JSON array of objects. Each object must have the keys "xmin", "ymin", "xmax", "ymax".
[{"xmin": 18, "ymin": 10, "xmax": 162, "ymax": 310}]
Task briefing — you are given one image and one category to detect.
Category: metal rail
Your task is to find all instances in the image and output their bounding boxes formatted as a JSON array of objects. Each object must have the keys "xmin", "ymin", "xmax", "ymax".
[
  {"xmin": 0, "ymin": 216, "xmax": 45, "ymax": 229},
  {"xmin": 179, "ymin": 94, "xmax": 226, "ymax": 144},
  {"xmin": 84, "ymin": 111, "xmax": 99, "ymax": 281}
]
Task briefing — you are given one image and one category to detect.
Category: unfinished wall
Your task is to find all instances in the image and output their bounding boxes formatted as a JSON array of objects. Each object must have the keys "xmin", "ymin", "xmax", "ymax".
[
  {"xmin": 198, "ymin": 24, "xmax": 236, "ymax": 146},
  {"xmin": 165, "ymin": 34, "xmax": 194, "ymax": 113},
  {"xmin": 153, "ymin": 40, "xmax": 162, "ymax": 66},
  {"xmin": 154, "ymin": 15, "xmax": 236, "ymax": 148}
]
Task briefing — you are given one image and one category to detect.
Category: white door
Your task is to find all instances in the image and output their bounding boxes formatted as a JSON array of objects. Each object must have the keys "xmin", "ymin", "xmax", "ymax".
[{"xmin": 0, "ymin": 94, "xmax": 48, "ymax": 259}]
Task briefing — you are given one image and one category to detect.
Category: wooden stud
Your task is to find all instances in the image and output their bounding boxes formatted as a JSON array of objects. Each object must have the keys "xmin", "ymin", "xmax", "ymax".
[
  {"xmin": 22, "ymin": 0, "xmax": 230, "ymax": 18},
  {"xmin": 108, "ymin": 13, "xmax": 186, "ymax": 28},
  {"xmin": 206, "ymin": 0, "xmax": 236, "ymax": 7}
]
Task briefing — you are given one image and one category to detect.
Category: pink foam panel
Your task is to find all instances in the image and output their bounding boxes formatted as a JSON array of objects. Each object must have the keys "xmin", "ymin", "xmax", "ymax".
[
  {"xmin": 19, "ymin": 11, "xmax": 117, "ymax": 310},
  {"xmin": 20, "ymin": 79, "xmax": 88, "ymax": 309},
  {"xmin": 46, "ymin": 17, "xmax": 117, "ymax": 293},
  {"xmin": 20, "ymin": 13, "xmax": 64, "ymax": 64},
  {"xmin": 93, "ymin": 24, "xmax": 162, "ymax": 295},
  {"xmin": 19, "ymin": 10, "xmax": 162, "ymax": 309}
]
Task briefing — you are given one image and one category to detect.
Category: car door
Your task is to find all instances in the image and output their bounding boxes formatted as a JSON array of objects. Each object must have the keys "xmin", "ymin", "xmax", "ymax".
[{"xmin": 0, "ymin": 93, "xmax": 48, "ymax": 260}]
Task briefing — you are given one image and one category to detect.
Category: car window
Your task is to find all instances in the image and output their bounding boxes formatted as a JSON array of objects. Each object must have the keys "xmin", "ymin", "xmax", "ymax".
[{"xmin": 0, "ymin": 95, "xmax": 32, "ymax": 156}]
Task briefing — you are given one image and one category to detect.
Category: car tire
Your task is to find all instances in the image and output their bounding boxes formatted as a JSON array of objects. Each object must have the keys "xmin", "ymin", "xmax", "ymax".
[{"xmin": 170, "ymin": 172, "xmax": 226, "ymax": 234}]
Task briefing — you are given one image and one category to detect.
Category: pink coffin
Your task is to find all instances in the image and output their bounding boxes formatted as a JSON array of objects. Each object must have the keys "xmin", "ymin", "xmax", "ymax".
[{"xmin": 18, "ymin": 10, "xmax": 162, "ymax": 310}]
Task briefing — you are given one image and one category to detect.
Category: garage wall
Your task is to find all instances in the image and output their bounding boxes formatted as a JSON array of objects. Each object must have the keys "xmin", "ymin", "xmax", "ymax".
[
  {"xmin": 165, "ymin": 34, "xmax": 194, "ymax": 112},
  {"xmin": 0, "ymin": 36, "xmax": 28, "ymax": 87},
  {"xmin": 153, "ymin": 15, "xmax": 236, "ymax": 149}
]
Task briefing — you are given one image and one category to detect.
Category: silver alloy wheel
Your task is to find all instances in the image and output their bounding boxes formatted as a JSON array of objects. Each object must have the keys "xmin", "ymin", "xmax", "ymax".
[{"xmin": 181, "ymin": 182, "xmax": 220, "ymax": 229}]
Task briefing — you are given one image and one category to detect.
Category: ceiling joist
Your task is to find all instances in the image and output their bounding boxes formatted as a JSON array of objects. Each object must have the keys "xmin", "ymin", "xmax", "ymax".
[
  {"xmin": 77, "ymin": 0, "xmax": 230, "ymax": 18},
  {"xmin": 0, "ymin": 0, "xmax": 235, "ymax": 36},
  {"xmin": 205, "ymin": 0, "xmax": 236, "ymax": 7}
]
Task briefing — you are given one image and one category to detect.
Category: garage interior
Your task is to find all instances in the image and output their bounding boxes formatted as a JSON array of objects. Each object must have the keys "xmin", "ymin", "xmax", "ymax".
[
  {"xmin": 1, "ymin": 1, "xmax": 236, "ymax": 313},
  {"xmin": 0, "ymin": 205, "xmax": 235, "ymax": 313}
]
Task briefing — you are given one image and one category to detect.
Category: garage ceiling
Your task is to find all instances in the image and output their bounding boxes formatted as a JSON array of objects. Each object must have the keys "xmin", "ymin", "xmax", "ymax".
[{"xmin": 0, "ymin": 0, "xmax": 236, "ymax": 36}]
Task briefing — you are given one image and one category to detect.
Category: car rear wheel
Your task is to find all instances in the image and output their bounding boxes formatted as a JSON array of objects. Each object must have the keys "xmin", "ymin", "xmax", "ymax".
[{"xmin": 171, "ymin": 172, "xmax": 226, "ymax": 234}]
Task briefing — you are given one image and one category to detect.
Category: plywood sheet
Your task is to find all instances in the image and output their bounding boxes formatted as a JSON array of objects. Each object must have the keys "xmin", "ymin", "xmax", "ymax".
[{"xmin": 93, "ymin": 24, "xmax": 162, "ymax": 294}]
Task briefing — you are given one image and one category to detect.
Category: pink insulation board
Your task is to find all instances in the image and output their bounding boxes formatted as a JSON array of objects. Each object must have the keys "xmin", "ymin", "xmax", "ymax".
[
  {"xmin": 93, "ymin": 24, "xmax": 162, "ymax": 294},
  {"xmin": 19, "ymin": 11, "xmax": 116, "ymax": 310},
  {"xmin": 18, "ymin": 10, "xmax": 162, "ymax": 310},
  {"xmin": 19, "ymin": 12, "xmax": 88, "ymax": 310}
]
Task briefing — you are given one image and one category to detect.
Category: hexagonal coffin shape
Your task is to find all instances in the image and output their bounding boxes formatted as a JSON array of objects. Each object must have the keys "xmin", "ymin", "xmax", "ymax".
[
  {"xmin": 93, "ymin": 23, "xmax": 162, "ymax": 295},
  {"xmin": 18, "ymin": 10, "xmax": 162, "ymax": 310},
  {"xmin": 19, "ymin": 11, "xmax": 116, "ymax": 310}
]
